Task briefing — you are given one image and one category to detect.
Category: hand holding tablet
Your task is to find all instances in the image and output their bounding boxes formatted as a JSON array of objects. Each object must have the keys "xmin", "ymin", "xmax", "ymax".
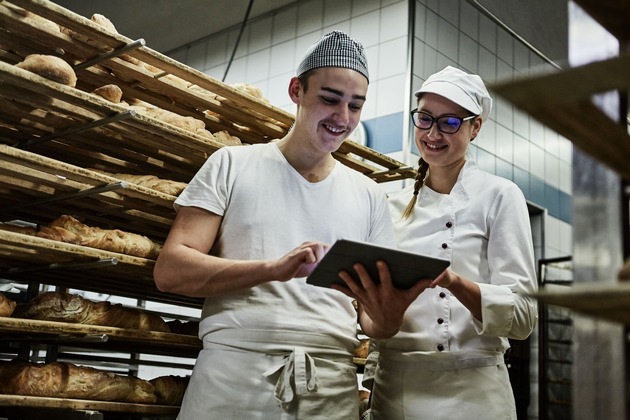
[{"xmin": 306, "ymin": 239, "xmax": 450, "ymax": 290}]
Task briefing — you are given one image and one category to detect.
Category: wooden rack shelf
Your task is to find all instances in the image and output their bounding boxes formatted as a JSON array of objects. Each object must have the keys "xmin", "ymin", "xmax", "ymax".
[
  {"xmin": 0, "ymin": 231, "xmax": 202, "ymax": 307},
  {"xmin": 0, "ymin": 317, "xmax": 201, "ymax": 358},
  {"xmin": 0, "ymin": 144, "xmax": 176, "ymax": 241},
  {"xmin": 0, "ymin": 394, "xmax": 179, "ymax": 416},
  {"xmin": 0, "ymin": 0, "xmax": 416, "ymax": 183},
  {"xmin": 489, "ymin": 52, "xmax": 630, "ymax": 182}
]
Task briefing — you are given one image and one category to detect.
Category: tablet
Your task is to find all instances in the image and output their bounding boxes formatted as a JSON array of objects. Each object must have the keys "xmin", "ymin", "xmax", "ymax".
[{"xmin": 306, "ymin": 239, "xmax": 450, "ymax": 290}]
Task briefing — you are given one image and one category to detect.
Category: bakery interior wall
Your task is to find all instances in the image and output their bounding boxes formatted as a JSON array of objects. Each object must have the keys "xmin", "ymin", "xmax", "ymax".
[{"xmin": 42, "ymin": 0, "xmax": 584, "ymax": 418}]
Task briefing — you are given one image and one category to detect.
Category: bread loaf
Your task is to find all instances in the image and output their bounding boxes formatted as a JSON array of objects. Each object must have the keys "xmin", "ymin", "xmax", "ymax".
[
  {"xmin": 92, "ymin": 84, "xmax": 123, "ymax": 103},
  {"xmin": 230, "ymin": 82, "xmax": 268, "ymax": 103},
  {"xmin": 0, "ymin": 360, "xmax": 156, "ymax": 403},
  {"xmin": 16, "ymin": 54, "xmax": 77, "ymax": 87},
  {"xmin": 46, "ymin": 215, "xmax": 162, "ymax": 259},
  {"xmin": 0, "ymin": 292, "xmax": 16, "ymax": 317},
  {"xmin": 36, "ymin": 225, "xmax": 82, "ymax": 244},
  {"xmin": 150, "ymin": 375, "xmax": 189, "ymax": 405},
  {"xmin": 213, "ymin": 130, "xmax": 242, "ymax": 146},
  {"xmin": 353, "ymin": 339, "xmax": 370, "ymax": 359},
  {"xmin": 83, "ymin": 229, "xmax": 161, "ymax": 259},
  {"xmin": 20, "ymin": 291, "xmax": 170, "ymax": 332},
  {"xmin": 92, "ymin": 171, "xmax": 187, "ymax": 196},
  {"xmin": 129, "ymin": 101, "xmax": 205, "ymax": 132}
]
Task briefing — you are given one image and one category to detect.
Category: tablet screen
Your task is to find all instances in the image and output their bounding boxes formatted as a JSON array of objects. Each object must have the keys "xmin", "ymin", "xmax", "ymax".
[{"xmin": 306, "ymin": 239, "xmax": 450, "ymax": 290}]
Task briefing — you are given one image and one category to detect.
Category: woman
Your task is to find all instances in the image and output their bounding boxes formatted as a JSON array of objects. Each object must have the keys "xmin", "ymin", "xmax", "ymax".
[{"xmin": 339, "ymin": 66, "xmax": 538, "ymax": 419}]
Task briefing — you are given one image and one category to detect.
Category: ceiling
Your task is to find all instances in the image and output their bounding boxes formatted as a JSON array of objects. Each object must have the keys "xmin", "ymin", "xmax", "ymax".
[{"xmin": 51, "ymin": 0, "xmax": 297, "ymax": 53}]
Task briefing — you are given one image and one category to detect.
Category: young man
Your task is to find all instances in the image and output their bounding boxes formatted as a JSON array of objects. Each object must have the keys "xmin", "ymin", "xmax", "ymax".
[{"xmin": 154, "ymin": 31, "xmax": 410, "ymax": 419}]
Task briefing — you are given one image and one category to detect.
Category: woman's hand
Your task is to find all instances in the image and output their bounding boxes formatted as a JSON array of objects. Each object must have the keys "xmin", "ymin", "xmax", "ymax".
[{"xmin": 333, "ymin": 261, "xmax": 432, "ymax": 339}]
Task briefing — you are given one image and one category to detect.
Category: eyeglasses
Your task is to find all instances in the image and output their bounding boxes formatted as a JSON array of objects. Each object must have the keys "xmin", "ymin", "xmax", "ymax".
[{"xmin": 410, "ymin": 109, "xmax": 476, "ymax": 134}]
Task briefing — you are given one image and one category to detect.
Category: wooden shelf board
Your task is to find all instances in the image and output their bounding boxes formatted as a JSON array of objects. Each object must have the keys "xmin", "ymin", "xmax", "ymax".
[
  {"xmin": 489, "ymin": 54, "xmax": 630, "ymax": 181},
  {"xmin": 534, "ymin": 282, "xmax": 630, "ymax": 325},
  {"xmin": 0, "ymin": 394, "xmax": 179, "ymax": 414},
  {"xmin": 0, "ymin": 317, "xmax": 201, "ymax": 358}
]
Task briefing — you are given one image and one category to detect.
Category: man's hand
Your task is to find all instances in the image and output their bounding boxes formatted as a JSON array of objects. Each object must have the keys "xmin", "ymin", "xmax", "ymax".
[{"xmin": 271, "ymin": 241, "xmax": 330, "ymax": 281}]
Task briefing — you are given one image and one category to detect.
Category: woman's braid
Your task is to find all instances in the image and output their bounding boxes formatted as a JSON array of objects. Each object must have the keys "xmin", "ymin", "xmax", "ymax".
[{"xmin": 401, "ymin": 158, "xmax": 428, "ymax": 219}]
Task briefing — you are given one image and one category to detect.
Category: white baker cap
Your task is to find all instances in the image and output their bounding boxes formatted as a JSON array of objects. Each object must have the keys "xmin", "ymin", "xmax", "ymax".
[
  {"xmin": 415, "ymin": 66, "xmax": 492, "ymax": 121},
  {"xmin": 297, "ymin": 31, "xmax": 369, "ymax": 82}
]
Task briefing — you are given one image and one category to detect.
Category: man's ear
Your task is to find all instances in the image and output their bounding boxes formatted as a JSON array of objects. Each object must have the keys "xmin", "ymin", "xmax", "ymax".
[{"xmin": 288, "ymin": 77, "xmax": 301, "ymax": 104}]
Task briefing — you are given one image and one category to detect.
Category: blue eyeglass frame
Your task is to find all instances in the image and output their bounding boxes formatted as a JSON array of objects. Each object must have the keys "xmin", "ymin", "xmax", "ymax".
[{"xmin": 410, "ymin": 109, "xmax": 476, "ymax": 134}]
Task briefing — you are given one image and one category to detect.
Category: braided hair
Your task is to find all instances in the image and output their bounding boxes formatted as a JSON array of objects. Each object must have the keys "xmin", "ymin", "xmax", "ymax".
[{"xmin": 401, "ymin": 157, "xmax": 429, "ymax": 219}]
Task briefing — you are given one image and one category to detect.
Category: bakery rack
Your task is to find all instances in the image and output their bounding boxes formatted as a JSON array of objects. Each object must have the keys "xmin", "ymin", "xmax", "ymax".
[
  {"xmin": 0, "ymin": 0, "xmax": 416, "ymax": 183},
  {"xmin": 0, "ymin": 0, "xmax": 390, "ymax": 416}
]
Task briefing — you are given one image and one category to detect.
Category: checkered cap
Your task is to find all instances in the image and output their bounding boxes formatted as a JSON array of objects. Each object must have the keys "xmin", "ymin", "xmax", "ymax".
[{"xmin": 297, "ymin": 31, "xmax": 369, "ymax": 82}]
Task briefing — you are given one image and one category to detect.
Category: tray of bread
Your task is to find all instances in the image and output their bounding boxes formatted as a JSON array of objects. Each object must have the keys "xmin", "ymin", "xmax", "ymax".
[
  {"xmin": 0, "ymin": 289, "xmax": 201, "ymax": 357},
  {"xmin": 0, "ymin": 359, "xmax": 189, "ymax": 412},
  {"xmin": 0, "ymin": 229, "xmax": 201, "ymax": 307},
  {"xmin": 0, "ymin": 0, "xmax": 416, "ymax": 183},
  {"xmin": 0, "ymin": 144, "xmax": 179, "ymax": 241}
]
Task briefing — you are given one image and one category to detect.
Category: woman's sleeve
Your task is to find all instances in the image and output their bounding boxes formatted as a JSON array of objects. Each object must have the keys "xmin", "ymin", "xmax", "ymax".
[{"xmin": 475, "ymin": 183, "xmax": 538, "ymax": 340}]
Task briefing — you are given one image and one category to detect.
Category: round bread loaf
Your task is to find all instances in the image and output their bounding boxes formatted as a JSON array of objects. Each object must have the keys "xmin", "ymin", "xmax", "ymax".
[
  {"xmin": 92, "ymin": 84, "xmax": 123, "ymax": 103},
  {"xmin": 16, "ymin": 54, "xmax": 77, "ymax": 87},
  {"xmin": 0, "ymin": 292, "xmax": 16, "ymax": 317}
]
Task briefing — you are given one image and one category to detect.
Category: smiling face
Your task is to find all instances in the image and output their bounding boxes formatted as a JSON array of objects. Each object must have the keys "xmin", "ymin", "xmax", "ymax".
[
  {"xmin": 289, "ymin": 67, "xmax": 368, "ymax": 154},
  {"xmin": 415, "ymin": 92, "xmax": 482, "ymax": 171}
]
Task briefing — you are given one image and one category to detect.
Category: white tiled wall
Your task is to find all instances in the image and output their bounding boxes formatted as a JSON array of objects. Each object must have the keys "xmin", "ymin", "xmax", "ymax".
[{"xmin": 170, "ymin": 0, "xmax": 409, "ymax": 120}]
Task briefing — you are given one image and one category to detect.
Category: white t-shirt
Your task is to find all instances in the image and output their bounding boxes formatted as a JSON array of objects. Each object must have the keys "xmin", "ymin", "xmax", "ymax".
[{"xmin": 175, "ymin": 142, "xmax": 394, "ymax": 349}]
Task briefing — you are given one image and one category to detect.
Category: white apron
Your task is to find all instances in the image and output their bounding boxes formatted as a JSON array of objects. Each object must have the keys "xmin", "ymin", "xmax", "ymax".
[
  {"xmin": 370, "ymin": 350, "xmax": 516, "ymax": 420},
  {"xmin": 177, "ymin": 329, "xmax": 360, "ymax": 420}
]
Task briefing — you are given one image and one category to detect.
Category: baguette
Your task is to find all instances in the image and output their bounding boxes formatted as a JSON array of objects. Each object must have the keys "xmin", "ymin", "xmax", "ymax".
[
  {"xmin": 20, "ymin": 291, "xmax": 171, "ymax": 332},
  {"xmin": 0, "ymin": 360, "xmax": 156, "ymax": 403}
]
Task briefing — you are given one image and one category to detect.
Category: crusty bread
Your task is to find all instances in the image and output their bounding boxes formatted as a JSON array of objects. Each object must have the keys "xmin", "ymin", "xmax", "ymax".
[
  {"xmin": 150, "ymin": 375, "xmax": 189, "ymax": 405},
  {"xmin": 93, "ymin": 171, "xmax": 187, "ymax": 196},
  {"xmin": 0, "ymin": 292, "xmax": 16, "ymax": 317},
  {"xmin": 359, "ymin": 389, "xmax": 370, "ymax": 402},
  {"xmin": 212, "ymin": 130, "xmax": 242, "ymax": 146},
  {"xmin": 92, "ymin": 84, "xmax": 123, "ymax": 103},
  {"xmin": 230, "ymin": 82, "xmax": 268, "ymax": 103},
  {"xmin": 90, "ymin": 13, "xmax": 117, "ymax": 34},
  {"xmin": 19, "ymin": 291, "xmax": 170, "ymax": 332},
  {"xmin": 46, "ymin": 215, "xmax": 162, "ymax": 259},
  {"xmin": 81, "ymin": 228, "xmax": 160, "ymax": 259},
  {"xmin": 353, "ymin": 339, "xmax": 370, "ymax": 359},
  {"xmin": 16, "ymin": 54, "xmax": 77, "ymax": 87},
  {"xmin": 0, "ymin": 360, "xmax": 156, "ymax": 403},
  {"xmin": 36, "ymin": 225, "xmax": 82, "ymax": 245},
  {"xmin": 130, "ymin": 102, "xmax": 206, "ymax": 132}
]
